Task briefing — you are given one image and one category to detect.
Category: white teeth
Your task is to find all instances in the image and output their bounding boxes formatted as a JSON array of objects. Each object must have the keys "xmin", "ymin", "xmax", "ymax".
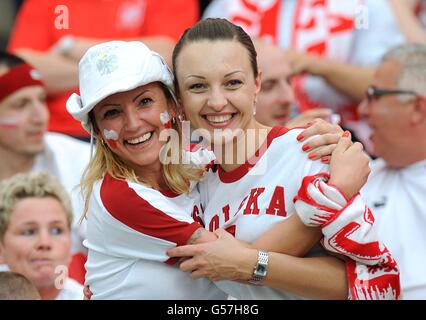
[
  {"xmin": 126, "ymin": 132, "xmax": 152, "ymax": 145},
  {"xmin": 206, "ymin": 114, "xmax": 232, "ymax": 123}
]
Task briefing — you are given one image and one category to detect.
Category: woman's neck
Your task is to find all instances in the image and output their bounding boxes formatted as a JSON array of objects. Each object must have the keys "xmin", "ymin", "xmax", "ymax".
[
  {"xmin": 134, "ymin": 162, "xmax": 168, "ymax": 190},
  {"xmin": 217, "ymin": 121, "xmax": 271, "ymax": 172}
]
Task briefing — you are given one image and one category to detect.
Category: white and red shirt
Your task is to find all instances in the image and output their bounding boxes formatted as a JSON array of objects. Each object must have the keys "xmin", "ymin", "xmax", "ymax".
[
  {"xmin": 84, "ymin": 173, "xmax": 226, "ymax": 300},
  {"xmin": 203, "ymin": 0, "xmax": 404, "ymax": 123},
  {"xmin": 199, "ymin": 127, "xmax": 329, "ymax": 299},
  {"xmin": 361, "ymin": 158, "xmax": 426, "ymax": 300}
]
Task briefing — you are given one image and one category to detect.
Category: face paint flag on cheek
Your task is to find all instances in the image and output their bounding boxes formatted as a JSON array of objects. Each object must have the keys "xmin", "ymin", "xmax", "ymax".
[
  {"xmin": 160, "ymin": 112, "xmax": 171, "ymax": 129},
  {"xmin": 0, "ymin": 116, "xmax": 19, "ymax": 129},
  {"xmin": 103, "ymin": 129, "xmax": 119, "ymax": 149}
]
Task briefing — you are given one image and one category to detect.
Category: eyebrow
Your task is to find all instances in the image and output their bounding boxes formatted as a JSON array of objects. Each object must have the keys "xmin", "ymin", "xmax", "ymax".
[
  {"xmin": 100, "ymin": 102, "xmax": 120, "ymax": 109},
  {"xmin": 133, "ymin": 89, "xmax": 150, "ymax": 102},
  {"xmin": 49, "ymin": 220, "xmax": 67, "ymax": 225},
  {"xmin": 100, "ymin": 89, "xmax": 151, "ymax": 108},
  {"xmin": 19, "ymin": 220, "xmax": 66, "ymax": 226},
  {"xmin": 224, "ymin": 70, "xmax": 243, "ymax": 77},
  {"xmin": 186, "ymin": 70, "xmax": 244, "ymax": 79},
  {"xmin": 20, "ymin": 222, "xmax": 38, "ymax": 227},
  {"xmin": 185, "ymin": 75, "xmax": 205, "ymax": 80}
]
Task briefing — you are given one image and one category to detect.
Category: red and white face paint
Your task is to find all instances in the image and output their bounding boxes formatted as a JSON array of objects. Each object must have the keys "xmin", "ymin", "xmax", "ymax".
[
  {"xmin": 160, "ymin": 111, "xmax": 172, "ymax": 129},
  {"xmin": 0, "ymin": 116, "xmax": 19, "ymax": 129},
  {"xmin": 103, "ymin": 128, "xmax": 119, "ymax": 149}
]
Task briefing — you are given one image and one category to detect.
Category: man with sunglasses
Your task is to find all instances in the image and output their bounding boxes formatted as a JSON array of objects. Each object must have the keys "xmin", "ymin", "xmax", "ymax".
[{"xmin": 358, "ymin": 44, "xmax": 426, "ymax": 299}]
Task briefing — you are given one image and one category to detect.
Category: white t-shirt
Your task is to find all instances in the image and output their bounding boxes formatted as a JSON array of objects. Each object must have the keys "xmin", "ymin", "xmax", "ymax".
[
  {"xmin": 32, "ymin": 132, "xmax": 90, "ymax": 255},
  {"xmin": 199, "ymin": 127, "xmax": 329, "ymax": 299},
  {"xmin": 84, "ymin": 173, "xmax": 226, "ymax": 300},
  {"xmin": 55, "ymin": 278, "xmax": 84, "ymax": 300},
  {"xmin": 360, "ymin": 158, "xmax": 426, "ymax": 300},
  {"xmin": 33, "ymin": 132, "xmax": 90, "ymax": 200}
]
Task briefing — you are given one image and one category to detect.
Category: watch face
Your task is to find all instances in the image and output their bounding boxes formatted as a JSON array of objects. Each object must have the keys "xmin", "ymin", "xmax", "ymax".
[{"xmin": 256, "ymin": 264, "xmax": 267, "ymax": 277}]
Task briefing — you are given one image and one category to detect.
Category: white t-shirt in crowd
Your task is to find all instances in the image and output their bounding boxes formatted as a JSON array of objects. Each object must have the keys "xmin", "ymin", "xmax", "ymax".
[
  {"xmin": 199, "ymin": 127, "xmax": 328, "ymax": 299},
  {"xmin": 55, "ymin": 278, "xmax": 84, "ymax": 300},
  {"xmin": 32, "ymin": 132, "xmax": 90, "ymax": 255},
  {"xmin": 83, "ymin": 173, "xmax": 226, "ymax": 300},
  {"xmin": 361, "ymin": 158, "xmax": 426, "ymax": 300}
]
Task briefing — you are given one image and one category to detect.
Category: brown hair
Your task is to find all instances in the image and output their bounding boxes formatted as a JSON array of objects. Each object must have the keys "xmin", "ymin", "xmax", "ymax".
[
  {"xmin": 0, "ymin": 272, "xmax": 41, "ymax": 300},
  {"xmin": 172, "ymin": 18, "xmax": 258, "ymax": 93}
]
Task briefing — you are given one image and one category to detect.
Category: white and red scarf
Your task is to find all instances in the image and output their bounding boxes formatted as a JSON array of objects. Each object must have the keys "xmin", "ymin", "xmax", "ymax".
[{"xmin": 294, "ymin": 173, "xmax": 401, "ymax": 300}]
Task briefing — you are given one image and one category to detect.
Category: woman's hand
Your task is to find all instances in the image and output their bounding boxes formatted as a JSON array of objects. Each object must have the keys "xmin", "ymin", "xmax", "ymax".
[
  {"xmin": 83, "ymin": 285, "xmax": 93, "ymax": 300},
  {"xmin": 328, "ymin": 131, "xmax": 371, "ymax": 199},
  {"xmin": 296, "ymin": 118, "xmax": 344, "ymax": 163},
  {"xmin": 167, "ymin": 229, "xmax": 256, "ymax": 282}
]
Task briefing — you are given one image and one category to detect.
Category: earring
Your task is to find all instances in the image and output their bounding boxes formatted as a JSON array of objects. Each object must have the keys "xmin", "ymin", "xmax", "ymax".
[
  {"xmin": 160, "ymin": 112, "xmax": 173, "ymax": 128},
  {"xmin": 253, "ymin": 102, "xmax": 257, "ymax": 116}
]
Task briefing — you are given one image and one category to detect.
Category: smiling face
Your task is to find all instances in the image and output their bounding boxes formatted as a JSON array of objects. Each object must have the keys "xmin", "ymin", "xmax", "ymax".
[
  {"xmin": 92, "ymin": 82, "xmax": 172, "ymax": 176},
  {"xmin": 175, "ymin": 40, "xmax": 261, "ymax": 145},
  {"xmin": 0, "ymin": 85, "xmax": 48, "ymax": 157},
  {"xmin": 358, "ymin": 60, "xmax": 415, "ymax": 161},
  {"xmin": 0, "ymin": 197, "xmax": 71, "ymax": 287}
]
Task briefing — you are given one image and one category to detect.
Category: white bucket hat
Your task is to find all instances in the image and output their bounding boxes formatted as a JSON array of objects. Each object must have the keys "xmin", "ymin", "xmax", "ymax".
[{"xmin": 66, "ymin": 41, "xmax": 175, "ymax": 133}]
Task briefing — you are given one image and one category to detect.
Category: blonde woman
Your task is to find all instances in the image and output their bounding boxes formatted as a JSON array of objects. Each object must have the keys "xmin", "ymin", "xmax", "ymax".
[
  {"xmin": 66, "ymin": 41, "xmax": 226, "ymax": 299},
  {"xmin": 0, "ymin": 172, "xmax": 82, "ymax": 300}
]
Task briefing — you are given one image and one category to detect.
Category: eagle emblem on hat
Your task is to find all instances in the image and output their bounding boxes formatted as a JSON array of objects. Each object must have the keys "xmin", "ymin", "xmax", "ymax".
[{"xmin": 96, "ymin": 52, "xmax": 119, "ymax": 76}]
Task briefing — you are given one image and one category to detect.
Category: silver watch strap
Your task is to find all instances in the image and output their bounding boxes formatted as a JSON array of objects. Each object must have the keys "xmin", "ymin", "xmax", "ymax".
[{"xmin": 249, "ymin": 250, "xmax": 269, "ymax": 285}]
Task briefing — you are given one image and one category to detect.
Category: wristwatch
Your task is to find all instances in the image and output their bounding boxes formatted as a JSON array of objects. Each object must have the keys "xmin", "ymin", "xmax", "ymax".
[{"xmin": 249, "ymin": 250, "xmax": 269, "ymax": 285}]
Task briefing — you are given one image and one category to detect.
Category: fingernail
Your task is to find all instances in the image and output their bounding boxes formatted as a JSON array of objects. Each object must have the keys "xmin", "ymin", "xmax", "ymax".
[
  {"xmin": 302, "ymin": 144, "xmax": 310, "ymax": 152},
  {"xmin": 321, "ymin": 156, "xmax": 329, "ymax": 163},
  {"xmin": 306, "ymin": 121, "xmax": 315, "ymax": 127},
  {"xmin": 297, "ymin": 134, "xmax": 304, "ymax": 141},
  {"xmin": 342, "ymin": 131, "xmax": 350, "ymax": 138},
  {"xmin": 308, "ymin": 153, "xmax": 317, "ymax": 160}
]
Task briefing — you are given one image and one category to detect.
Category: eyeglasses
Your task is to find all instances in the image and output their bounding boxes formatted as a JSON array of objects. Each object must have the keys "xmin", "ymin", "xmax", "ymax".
[{"xmin": 366, "ymin": 86, "xmax": 418, "ymax": 103}]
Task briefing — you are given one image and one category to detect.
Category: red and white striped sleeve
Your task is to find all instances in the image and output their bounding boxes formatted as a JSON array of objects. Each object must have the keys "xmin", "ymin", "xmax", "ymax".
[{"xmin": 98, "ymin": 174, "xmax": 202, "ymax": 265}]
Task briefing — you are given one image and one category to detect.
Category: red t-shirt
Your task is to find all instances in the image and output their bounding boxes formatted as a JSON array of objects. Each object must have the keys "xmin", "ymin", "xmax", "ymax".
[{"xmin": 8, "ymin": 0, "xmax": 199, "ymax": 137}]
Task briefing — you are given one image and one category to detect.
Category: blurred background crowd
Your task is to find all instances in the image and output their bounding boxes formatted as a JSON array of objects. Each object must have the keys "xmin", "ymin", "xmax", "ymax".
[{"xmin": 0, "ymin": 0, "xmax": 426, "ymax": 300}]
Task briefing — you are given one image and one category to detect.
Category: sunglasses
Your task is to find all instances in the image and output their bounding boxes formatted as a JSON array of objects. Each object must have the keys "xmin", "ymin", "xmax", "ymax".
[{"xmin": 366, "ymin": 86, "xmax": 418, "ymax": 103}]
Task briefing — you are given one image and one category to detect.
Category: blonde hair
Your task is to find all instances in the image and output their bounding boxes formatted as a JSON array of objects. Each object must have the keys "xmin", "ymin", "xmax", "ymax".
[
  {"xmin": 0, "ymin": 172, "xmax": 73, "ymax": 241},
  {"xmin": 80, "ymin": 83, "xmax": 204, "ymax": 220}
]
